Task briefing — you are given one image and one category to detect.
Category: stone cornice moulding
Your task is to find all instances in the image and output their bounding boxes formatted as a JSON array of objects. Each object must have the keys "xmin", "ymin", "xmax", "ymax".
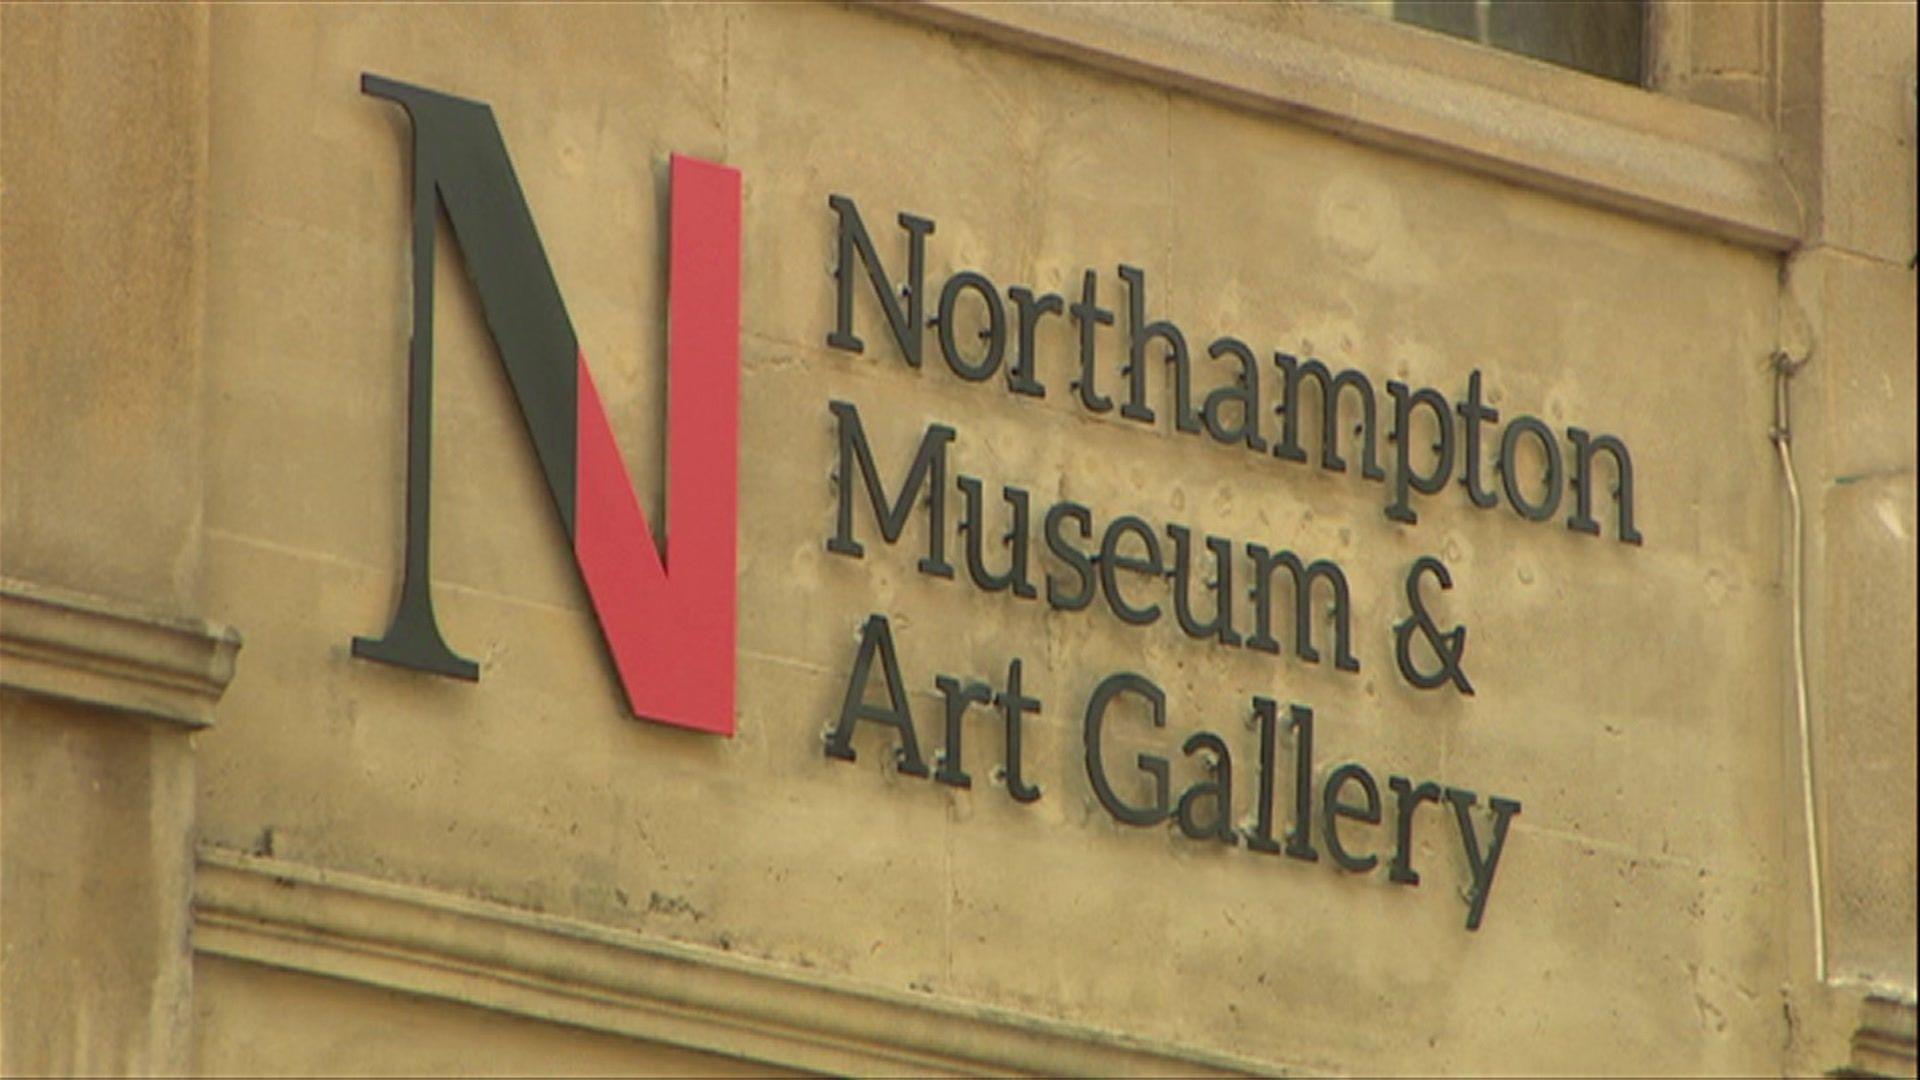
[
  {"xmin": 875, "ymin": 1, "xmax": 1803, "ymax": 252},
  {"xmin": 193, "ymin": 847, "xmax": 1280, "ymax": 1077},
  {"xmin": 1850, "ymin": 994, "xmax": 1919, "ymax": 1078},
  {"xmin": 0, "ymin": 576, "xmax": 241, "ymax": 729}
]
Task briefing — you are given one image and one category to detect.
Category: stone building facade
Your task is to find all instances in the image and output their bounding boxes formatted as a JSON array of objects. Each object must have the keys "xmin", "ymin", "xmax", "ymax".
[{"xmin": 2, "ymin": 3, "xmax": 1914, "ymax": 1075}]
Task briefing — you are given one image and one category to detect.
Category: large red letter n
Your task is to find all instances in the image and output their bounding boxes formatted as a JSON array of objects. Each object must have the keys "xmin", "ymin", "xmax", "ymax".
[{"xmin": 352, "ymin": 74, "xmax": 740, "ymax": 736}]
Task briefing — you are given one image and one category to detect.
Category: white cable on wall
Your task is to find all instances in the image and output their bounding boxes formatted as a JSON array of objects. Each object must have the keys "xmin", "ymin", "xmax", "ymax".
[{"xmin": 1771, "ymin": 347, "xmax": 1825, "ymax": 985}]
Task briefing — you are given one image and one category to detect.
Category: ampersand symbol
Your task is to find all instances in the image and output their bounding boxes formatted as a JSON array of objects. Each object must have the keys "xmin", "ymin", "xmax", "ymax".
[{"xmin": 1394, "ymin": 556, "xmax": 1474, "ymax": 695}]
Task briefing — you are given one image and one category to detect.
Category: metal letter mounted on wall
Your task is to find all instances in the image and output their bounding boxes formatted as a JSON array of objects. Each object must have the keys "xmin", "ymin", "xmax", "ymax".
[{"xmin": 352, "ymin": 74, "xmax": 742, "ymax": 736}]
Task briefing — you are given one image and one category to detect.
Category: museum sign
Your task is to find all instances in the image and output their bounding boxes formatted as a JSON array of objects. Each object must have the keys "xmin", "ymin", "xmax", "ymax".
[{"xmin": 350, "ymin": 75, "xmax": 1644, "ymax": 932}]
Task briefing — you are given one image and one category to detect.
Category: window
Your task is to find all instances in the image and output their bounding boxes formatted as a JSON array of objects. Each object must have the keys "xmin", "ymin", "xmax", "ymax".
[{"xmin": 1353, "ymin": 0, "xmax": 1646, "ymax": 85}]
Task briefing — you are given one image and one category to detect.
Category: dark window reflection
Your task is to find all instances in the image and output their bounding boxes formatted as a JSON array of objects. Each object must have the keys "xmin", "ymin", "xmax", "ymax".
[{"xmin": 1391, "ymin": 0, "xmax": 1644, "ymax": 85}]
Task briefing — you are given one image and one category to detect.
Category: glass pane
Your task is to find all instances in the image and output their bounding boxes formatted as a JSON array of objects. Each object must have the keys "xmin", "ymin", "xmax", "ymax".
[
  {"xmin": 1385, "ymin": 0, "xmax": 1645, "ymax": 85},
  {"xmin": 1486, "ymin": 0, "xmax": 1642, "ymax": 84},
  {"xmin": 1394, "ymin": 0, "xmax": 1480, "ymax": 43}
]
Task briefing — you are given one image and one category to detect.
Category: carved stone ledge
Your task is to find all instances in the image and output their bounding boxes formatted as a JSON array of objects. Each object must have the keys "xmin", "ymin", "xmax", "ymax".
[
  {"xmin": 0, "ymin": 576, "xmax": 241, "ymax": 729},
  {"xmin": 875, "ymin": 0, "xmax": 1801, "ymax": 250},
  {"xmin": 194, "ymin": 847, "xmax": 1279, "ymax": 1077},
  {"xmin": 1843, "ymin": 994, "xmax": 1919, "ymax": 1079}
]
